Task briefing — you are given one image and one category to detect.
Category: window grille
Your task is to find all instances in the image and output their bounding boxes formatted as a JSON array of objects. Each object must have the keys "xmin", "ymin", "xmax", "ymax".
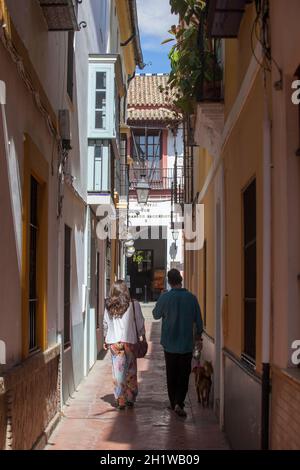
[
  {"xmin": 29, "ymin": 176, "xmax": 39, "ymax": 352},
  {"xmin": 243, "ymin": 179, "xmax": 257, "ymax": 363}
]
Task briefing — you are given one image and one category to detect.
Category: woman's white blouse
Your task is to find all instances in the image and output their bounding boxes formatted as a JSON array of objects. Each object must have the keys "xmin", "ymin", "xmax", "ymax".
[{"xmin": 103, "ymin": 300, "xmax": 145, "ymax": 345}]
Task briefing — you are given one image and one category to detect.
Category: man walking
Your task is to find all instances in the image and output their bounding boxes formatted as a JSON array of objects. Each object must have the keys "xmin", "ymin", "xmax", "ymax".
[{"xmin": 152, "ymin": 269, "xmax": 203, "ymax": 417}]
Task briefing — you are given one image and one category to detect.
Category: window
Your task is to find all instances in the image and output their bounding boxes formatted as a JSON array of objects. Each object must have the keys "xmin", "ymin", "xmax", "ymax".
[
  {"xmin": 243, "ymin": 179, "xmax": 257, "ymax": 363},
  {"xmin": 132, "ymin": 130, "xmax": 162, "ymax": 169},
  {"xmin": 29, "ymin": 176, "xmax": 39, "ymax": 352},
  {"xmin": 64, "ymin": 225, "xmax": 72, "ymax": 348},
  {"xmin": 95, "ymin": 71, "xmax": 107, "ymax": 129},
  {"xmin": 120, "ymin": 134, "xmax": 128, "ymax": 196},
  {"xmin": 115, "ymin": 83, "xmax": 120, "ymax": 143},
  {"xmin": 87, "ymin": 141, "xmax": 111, "ymax": 192},
  {"xmin": 120, "ymin": 134, "xmax": 127, "ymax": 164},
  {"xmin": 88, "ymin": 57, "xmax": 116, "ymax": 139},
  {"xmin": 67, "ymin": 31, "xmax": 74, "ymax": 101}
]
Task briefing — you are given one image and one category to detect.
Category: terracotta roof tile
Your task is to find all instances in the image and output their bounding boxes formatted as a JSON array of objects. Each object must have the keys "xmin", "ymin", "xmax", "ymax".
[{"xmin": 127, "ymin": 74, "xmax": 180, "ymax": 123}]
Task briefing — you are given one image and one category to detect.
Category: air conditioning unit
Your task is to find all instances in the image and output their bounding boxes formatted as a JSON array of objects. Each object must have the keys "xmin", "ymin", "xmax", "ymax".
[{"xmin": 59, "ymin": 109, "xmax": 72, "ymax": 150}]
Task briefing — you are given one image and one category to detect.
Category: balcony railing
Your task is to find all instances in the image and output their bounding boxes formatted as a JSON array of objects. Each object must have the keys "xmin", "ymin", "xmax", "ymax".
[
  {"xmin": 38, "ymin": 0, "xmax": 79, "ymax": 31},
  {"xmin": 131, "ymin": 167, "xmax": 183, "ymax": 191},
  {"xmin": 120, "ymin": 166, "xmax": 185, "ymax": 200}
]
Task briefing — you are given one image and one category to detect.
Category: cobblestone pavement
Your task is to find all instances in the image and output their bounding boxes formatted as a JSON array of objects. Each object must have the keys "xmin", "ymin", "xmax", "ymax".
[{"xmin": 46, "ymin": 304, "xmax": 229, "ymax": 450}]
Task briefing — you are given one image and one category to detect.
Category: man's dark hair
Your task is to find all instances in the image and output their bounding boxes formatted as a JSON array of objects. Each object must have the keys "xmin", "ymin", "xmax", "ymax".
[{"xmin": 167, "ymin": 269, "xmax": 183, "ymax": 287}]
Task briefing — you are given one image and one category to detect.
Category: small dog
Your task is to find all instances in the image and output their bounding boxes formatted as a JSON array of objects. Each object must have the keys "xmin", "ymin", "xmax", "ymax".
[
  {"xmin": 193, "ymin": 360, "xmax": 213, "ymax": 407},
  {"xmin": 191, "ymin": 338, "xmax": 203, "ymax": 369}
]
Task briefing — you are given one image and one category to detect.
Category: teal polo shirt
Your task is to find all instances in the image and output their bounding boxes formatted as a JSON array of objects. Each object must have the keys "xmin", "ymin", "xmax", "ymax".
[{"xmin": 152, "ymin": 288, "xmax": 203, "ymax": 354}]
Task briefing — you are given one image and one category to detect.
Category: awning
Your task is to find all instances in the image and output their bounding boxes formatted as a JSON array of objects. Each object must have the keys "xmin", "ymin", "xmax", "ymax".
[
  {"xmin": 207, "ymin": 0, "xmax": 252, "ymax": 38},
  {"xmin": 38, "ymin": 0, "xmax": 79, "ymax": 31}
]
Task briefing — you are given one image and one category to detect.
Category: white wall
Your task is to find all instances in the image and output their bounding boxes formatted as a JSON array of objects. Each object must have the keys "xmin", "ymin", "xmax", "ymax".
[
  {"xmin": 167, "ymin": 126, "xmax": 184, "ymax": 168},
  {"xmin": 0, "ymin": 0, "xmax": 131, "ymax": 380},
  {"xmin": 0, "ymin": 41, "xmax": 59, "ymax": 368},
  {"xmin": 58, "ymin": 1, "xmax": 112, "ymax": 393}
]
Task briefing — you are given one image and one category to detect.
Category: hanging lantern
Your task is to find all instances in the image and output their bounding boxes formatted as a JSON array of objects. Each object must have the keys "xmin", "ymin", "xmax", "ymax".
[
  {"xmin": 126, "ymin": 246, "xmax": 136, "ymax": 256},
  {"xmin": 136, "ymin": 175, "xmax": 150, "ymax": 204},
  {"xmin": 171, "ymin": 229, "xmax": 179, "ymax": 241},
  {"xmin": 124, "ymin": 239, "xmax": 135, "ymax": 247}
]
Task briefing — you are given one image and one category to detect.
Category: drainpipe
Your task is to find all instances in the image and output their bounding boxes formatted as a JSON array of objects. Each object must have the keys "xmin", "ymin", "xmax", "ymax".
[
  {"xmin": 261, "ymin": 79, "xmax": 272, "ymax": 450},
  {"xmin": 127, "ymin": 0, "xmax": 145, "ymax": 70},
  {"xmin": 120, "ymin": 33, "xmax": 136, "ymax": 47}
]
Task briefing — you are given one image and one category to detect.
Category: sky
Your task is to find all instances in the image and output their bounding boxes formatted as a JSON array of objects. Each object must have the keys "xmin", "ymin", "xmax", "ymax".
[{"xmin": 136, "ymin": 0, "xmax": 178, "ymax": 74}]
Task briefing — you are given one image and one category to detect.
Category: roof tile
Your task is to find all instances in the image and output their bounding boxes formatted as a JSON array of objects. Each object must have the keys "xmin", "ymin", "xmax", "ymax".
[{"xmin": 127, "ymin": 74, "xmax": 180, "ymax": 123}]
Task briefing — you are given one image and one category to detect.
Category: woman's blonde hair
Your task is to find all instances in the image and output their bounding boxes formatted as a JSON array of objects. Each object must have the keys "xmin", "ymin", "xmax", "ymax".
[{"xmin": 105, "ymin": 280, "xmax": 131, "ymax": 317}]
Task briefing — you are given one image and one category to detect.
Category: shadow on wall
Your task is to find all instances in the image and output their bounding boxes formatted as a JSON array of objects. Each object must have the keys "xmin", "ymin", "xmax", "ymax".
[
  {"xmin": 0, "ymin": 346, "xmax": 60, "ymax": 450},
  {"xmin": 62, "ymin": 217, "xmax": 86, "ymax": 405}
]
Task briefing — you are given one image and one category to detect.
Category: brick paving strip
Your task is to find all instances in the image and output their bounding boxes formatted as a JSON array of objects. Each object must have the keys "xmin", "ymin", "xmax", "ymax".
[{"xmin": 46, "ymin": 305, "xmax": 229, "ymax": 450}]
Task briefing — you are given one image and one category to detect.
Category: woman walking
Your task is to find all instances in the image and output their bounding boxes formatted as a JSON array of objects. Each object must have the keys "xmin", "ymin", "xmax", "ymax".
[{"xmin": 103, "ymin": 280, "xmax": 146, "ymax": 410}]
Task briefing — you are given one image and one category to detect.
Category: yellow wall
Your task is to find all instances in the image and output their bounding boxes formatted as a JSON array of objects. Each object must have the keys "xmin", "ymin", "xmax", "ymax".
[
  {"xmin": 116, "ymin": 0, "xmax": 136, "ymax": 75},
  {"xmin": 223, "ymin": 74, "xmax": 264, "ymax": 370},
  {"xmin": 224, "ymin": 3, "xmax": 257, "ymax": 119},
  {"xmin": 0, "ymin": 0, "xmax": 11, "ymax": 37},
  {"xmin": 203, "ymin": 187, "xmax": 215, "ymax": 338},
  {"xmin": 194, "ymin": 147, "xmax": 213, "ymax": 191},
  {"xmin": 186, "ymin": 2, "xmax": 265, "ymax": 370},
  {"xmin": 185, "ymin": 146, "xmax": 215, "ymax": 339}
]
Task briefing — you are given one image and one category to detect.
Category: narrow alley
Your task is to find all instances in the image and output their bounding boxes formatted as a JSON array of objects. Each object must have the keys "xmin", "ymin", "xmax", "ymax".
[
  {"xmin": 1, "ymin": 0, "xmax": 300, "ymax": 455},
  {"xmin": 46, "ymin": 305, "xmax": 228, "ymax": 451}
]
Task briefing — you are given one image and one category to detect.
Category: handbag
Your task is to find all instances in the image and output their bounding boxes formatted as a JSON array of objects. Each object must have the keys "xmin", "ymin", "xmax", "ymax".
[{"xmin": 132, "ymin": 300, "xmax": 148, "ymax": 358}]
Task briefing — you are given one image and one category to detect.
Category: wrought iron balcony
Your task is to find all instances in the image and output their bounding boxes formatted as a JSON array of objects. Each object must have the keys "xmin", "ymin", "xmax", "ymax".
[
  {"xmin": 120, "ymin": 165, "xmax": 185, "ymax": 201},
  {"xmin": 38, "ymin": 0, "xmax": 79, "ymax": 31},
  {"xmin": 130, "ymin": 167, "xmax": 184, "ymax": 192},
  {"xmin": 207, "ymin": 0, "xmax": 253, "ymax": 38}
]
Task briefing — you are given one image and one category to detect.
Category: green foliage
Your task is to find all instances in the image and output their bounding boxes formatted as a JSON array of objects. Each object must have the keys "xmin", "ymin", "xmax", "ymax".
[
  {"xmin": 161, "ymin": 0, "xmax": 222, "ymax": 113},
  {"xmin": 169, "ymin": 0, "xmax": 206, "ymax": 24},
  {"xmin": 133, "ymin": 251, "xmax": 144, "ymax": 265}
]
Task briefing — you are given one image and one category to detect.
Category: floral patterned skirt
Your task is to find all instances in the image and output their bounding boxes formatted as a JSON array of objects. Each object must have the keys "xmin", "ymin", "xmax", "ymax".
[{"xmin": 110, "ymin": 342, "xmax": 138, "ymax": 407}]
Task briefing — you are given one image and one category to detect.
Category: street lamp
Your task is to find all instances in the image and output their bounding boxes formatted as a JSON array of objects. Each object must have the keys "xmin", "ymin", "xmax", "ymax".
[
  {"xmin": 172, "ymin": 229, "xmax": 179, "ymax": 241},
  {"xmin": 124, "ymin": 239, "xmax": 135, "ymax": 247},
  {"xmin": 136, "ymin": 175, "xmax": 150, "ymax": 204},
  {"xmin": 126, "ymin": 246, "xmax": 136, "ymax": 257}
]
